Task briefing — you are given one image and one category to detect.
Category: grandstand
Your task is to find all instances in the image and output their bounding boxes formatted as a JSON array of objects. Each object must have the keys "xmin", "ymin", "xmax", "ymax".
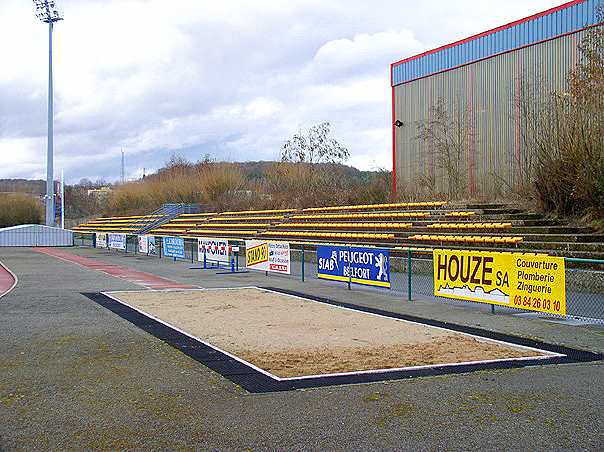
[{"xmin": 72, "ymin": 201, "xmax": 604, "ymax": 259}]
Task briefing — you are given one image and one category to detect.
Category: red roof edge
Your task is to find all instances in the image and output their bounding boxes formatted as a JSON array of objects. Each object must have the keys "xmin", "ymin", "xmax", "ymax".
[{"xmin": 391, "ymin": 0, "xmax": 587, "ymax": 68}]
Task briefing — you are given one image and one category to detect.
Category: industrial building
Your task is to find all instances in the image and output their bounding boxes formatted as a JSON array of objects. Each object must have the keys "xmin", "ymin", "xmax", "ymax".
[{"xmin": 391, "ymin": 0, "xmax": 603, "ymax": 196}]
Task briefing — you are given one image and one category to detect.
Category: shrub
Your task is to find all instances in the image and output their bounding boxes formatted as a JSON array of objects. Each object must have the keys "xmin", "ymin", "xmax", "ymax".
[
  {"xmin": 0, "ymin": 193, "xmax": 44, "ymax": 227},
  {"xmin": 522, "ymin": 21, "xmax": 604, "ymax": 217}
]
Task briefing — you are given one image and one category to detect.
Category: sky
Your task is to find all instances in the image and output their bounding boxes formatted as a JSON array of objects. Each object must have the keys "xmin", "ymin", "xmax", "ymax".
[{"xmin": 0, "ymin": 0, "xmax": 562, "ymax": 183}]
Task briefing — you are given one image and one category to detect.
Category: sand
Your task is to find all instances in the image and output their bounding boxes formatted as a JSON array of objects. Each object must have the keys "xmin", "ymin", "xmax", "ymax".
[{"xmin": 108, "ymin": 288, "xmax": 544, "ymax": 378}]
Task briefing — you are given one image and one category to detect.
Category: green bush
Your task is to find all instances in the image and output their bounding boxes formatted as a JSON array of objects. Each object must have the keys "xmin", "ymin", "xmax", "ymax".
[{"xmin": 0, "ymin": 193, "xmax": 44, "ymax": 227}]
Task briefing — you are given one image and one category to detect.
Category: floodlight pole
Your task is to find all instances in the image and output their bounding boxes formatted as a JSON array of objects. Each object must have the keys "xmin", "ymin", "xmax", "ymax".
[
  {"xmin": 46, "ymin": 19, "xmax": 55, "ymax": 226},
  {"xmin": 34, "ymin": 1, "xmax": 62, "ymax": 226}
]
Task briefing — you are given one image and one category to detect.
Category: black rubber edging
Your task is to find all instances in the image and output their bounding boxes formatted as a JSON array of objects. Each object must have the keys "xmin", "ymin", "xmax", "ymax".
[{"xmin": 82, "ymin": 290, "xmax": 604, "ymax": 394}]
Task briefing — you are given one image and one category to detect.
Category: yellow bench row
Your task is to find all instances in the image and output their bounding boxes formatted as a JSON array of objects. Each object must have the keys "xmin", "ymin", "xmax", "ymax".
[
  {"xmin": 207, "ymin": 216, "xmax": 284, "ymax": 221},
  {"xmin": 178, "ymin": 212, "xmax": 217, "ymax": 217},
  {"xmin": 290, "ymin": 212, "xmax": 430, "ymax": 220},
  {"xmin": 276, "ymin": 222, "xmax": 412, "ymax": 229},
  {"xmin": 87, "ymin": 219, "xmax": 149, "ymax": 225},
  {"xmin": 409, "ymin": 235, "xmax": 523, "ymax": 244},
  {"xmin": 95, "ymin": 215, "xmax": 162, "ymax": 220},
  {"xmin": 303, "ymin": 201, "xmax": 447, "ymax": 212},
  {"xmin": 148, "ymin": 228, "xmax": 183, "ymax": 234},
  {"xmin": 81, "ymin": 224, "xmax": 145, "ymax": 229},
  {"xmin": 445, "ymin": 212, "xmax": 476, "ymax": 217},
  {"xmin": 73, "ymin": 227, "xmax": 133, "ymax": 232},
  {"xmin": 159, "ymin": 223, "xmax": 270, "ymax": 229},
  {"xmin": 427, "ymin": 223, "xmax": 512, "ymax": 229},
  {"xmin": 219, "ymin": 209, "xmax": 296, "ymax": 215},
  {"xmin": 186, "ymin": 229, "xmax": 258, "ymax": 235},
  {"xmin": 262, "ymin": 231, "xmax": 395, "ymax": 240}
]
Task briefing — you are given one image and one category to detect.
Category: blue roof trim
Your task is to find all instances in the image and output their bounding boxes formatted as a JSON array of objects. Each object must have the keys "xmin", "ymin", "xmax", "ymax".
[{"xmin": 392, "ymin": 0, "xmax": 600, "ymax": 86}]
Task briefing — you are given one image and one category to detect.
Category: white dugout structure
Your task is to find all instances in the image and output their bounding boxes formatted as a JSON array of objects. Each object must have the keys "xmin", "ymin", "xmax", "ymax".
[{"xmin": 0, "ymin": 224, "xmax": 73, "ymax": 247}]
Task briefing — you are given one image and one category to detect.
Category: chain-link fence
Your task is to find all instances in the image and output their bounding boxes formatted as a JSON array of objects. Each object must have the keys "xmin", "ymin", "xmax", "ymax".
[{"xmin": 73, "ymin": 232, "xmax": 604, "ymax": 323}]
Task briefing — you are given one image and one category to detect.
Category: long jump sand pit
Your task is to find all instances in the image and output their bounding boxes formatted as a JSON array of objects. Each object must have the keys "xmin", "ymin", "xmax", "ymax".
[{"xmin": 106, "ymin": 287, "xmax": 551, "ymax": 379}]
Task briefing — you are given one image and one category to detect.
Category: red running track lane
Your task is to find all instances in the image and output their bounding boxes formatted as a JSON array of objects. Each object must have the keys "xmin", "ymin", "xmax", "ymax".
[
  {"xmin": 35, "ymin": 247, "xmax": 196, "ymax": 290},
  {"xmin": 0, "ymin": 261, "xmax": 17, "ymax": 298}
]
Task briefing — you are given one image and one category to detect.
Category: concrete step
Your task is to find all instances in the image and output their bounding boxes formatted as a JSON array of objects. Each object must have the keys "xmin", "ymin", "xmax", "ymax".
[
  {"xmin": 463, "ymin": 203, "xmax": 515, "ymax": 210},
  {"xmin": 518, "ymin": 241, "xmax": 604, "ymax": 253},
  {"xmin": 404, "ymin": 226, "xmax": 593, "ymax": 235},
  {"xmin": 390, "ymin": 241, "xmax": 604, "ymax": 261},
  {"xmin": 398, "ymin": 231, "xmax": 604, "ymax": 244}
]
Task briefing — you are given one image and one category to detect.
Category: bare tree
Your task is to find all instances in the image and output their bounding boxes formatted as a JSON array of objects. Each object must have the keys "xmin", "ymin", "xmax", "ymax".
[
  {"xmin": 281, "ymin": 122, "xmax": 349, "ymax": 164},
  {"xmin": 416, "ymin": 98, "xmax": 471, "ymax": 199}
]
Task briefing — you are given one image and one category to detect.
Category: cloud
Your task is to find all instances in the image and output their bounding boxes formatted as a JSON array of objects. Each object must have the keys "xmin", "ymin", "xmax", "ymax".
[
  {"xmin": 310, "ymin": 30, "xmax": 423, "ymax": 82},
  {"xmin": 0, "ymin": 0, "xmax": 561, "ymax": 183}
]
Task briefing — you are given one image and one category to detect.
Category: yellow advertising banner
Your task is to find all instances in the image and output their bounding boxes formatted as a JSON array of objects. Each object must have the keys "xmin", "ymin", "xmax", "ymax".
[
  {"xmin": 246, "ymin": 242, "xmax": 268, "ymax": 267},
  {"xmin": 433, "ymin": 250, "xmax": 566, "ymax": 316}
]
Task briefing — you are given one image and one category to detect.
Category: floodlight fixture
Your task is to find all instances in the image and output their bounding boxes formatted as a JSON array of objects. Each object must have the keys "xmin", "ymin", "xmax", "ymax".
[
  {"xmin": 32, "ymin": 0, "xmax": 63, "ymax": 226},
  {"xmin": 33, "ymin": 0, "xmax": 63, "ymax": 23}
]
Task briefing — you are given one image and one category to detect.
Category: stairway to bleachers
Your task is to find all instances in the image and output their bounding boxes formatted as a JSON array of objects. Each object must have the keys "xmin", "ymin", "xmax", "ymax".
[{"xmin": 72, "ymin": 201, "xmax": 604, "ymax": 259}]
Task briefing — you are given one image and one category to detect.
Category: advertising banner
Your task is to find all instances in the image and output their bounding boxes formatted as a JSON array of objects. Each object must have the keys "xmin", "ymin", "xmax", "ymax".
[
  {"xmin": 162, "ymin": 236, "xmax": 185, "ymax": 259},
  {"xmin": 245, "ymin": 240, "xmax": 290, "ymax": 274},
  {"xmin": 317, "ymin": 246, "xmax": 390, "ymax": 288},
  {"xmin": 96, "ymin": 232, "xmax": 107, "ymax": 248},
  {"xmin": 198, "ymin": 238, "xmax": 230, "ymax": 264},
  {"xmin": 138, "ymin": 235, "xmax": 156, "ymax": 254},
  {"xmin": 108, "ymin": 233, "xmax": 127, "ymax": 250},
  {"xmin": 433, "ymin": 249, "xmax": 566, "ymax": 316}
]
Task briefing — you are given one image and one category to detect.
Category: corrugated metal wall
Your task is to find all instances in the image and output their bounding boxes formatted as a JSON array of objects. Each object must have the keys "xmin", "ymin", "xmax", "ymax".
[
  {"xmin": 0, "ymin": 225, "xmax": 73, "ymax": 247},
  {"xmin": 393, "ymin": 28, "xmax": 595, "ymax": 195},
  {"xmin": 392, "ymin": 0, "xmax": 598, "ymax": 85}
]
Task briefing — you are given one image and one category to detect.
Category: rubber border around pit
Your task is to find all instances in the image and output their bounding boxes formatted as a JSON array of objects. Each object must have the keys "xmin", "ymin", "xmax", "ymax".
[{"xmin": 82, "ymin": 288, "xmax": 604, "ymax": 393}]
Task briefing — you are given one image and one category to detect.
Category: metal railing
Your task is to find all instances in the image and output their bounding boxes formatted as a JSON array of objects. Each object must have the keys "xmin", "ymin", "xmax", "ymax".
[
  {"xmin": 73, "ymin": 232, "xmax": 604, "ymax": 323},
  {"xmin": 134, "ymin": 203, "xmax": 200, "ymax": 235}
]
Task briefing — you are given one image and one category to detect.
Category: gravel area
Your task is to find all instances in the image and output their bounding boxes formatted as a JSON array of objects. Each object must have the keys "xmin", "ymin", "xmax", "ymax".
[{"xmin": 0, "ymin": 246, "xmax": 602, "ymax": 450}]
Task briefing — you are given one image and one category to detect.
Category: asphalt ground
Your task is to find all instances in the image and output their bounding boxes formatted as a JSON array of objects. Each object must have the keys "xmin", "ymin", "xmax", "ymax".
[{"xmin": 0, "ymin": 246, "xmax": 602, "ymax": 450}]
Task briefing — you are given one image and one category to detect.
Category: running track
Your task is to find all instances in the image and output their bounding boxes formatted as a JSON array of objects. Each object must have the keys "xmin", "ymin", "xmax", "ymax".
[
  {"xmin": 0, "ymin": 262, "xmax": 16, "ymax": 298},
  {"xmin": 35, "ymin": 247, "xmax": 196, "ymax": 290}
]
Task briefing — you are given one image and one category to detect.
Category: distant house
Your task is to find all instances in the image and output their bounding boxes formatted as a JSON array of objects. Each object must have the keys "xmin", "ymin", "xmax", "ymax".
[{"xmin": 87, "ymin": 187, "xmax": 112, "ymax": 199}]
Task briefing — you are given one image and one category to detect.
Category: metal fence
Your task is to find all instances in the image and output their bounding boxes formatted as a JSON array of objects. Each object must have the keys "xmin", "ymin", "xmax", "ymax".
[{"xmin": 73, "ymin": 232, "xmax": 604, "ymax": 323}]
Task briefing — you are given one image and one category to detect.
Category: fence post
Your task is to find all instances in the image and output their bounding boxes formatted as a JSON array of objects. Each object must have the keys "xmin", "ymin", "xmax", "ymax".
[
  {"xmin": 347, "ymin": 245, "xmax": 352, "ymax": 290},
  {"xmin": 301, "ymin": 244, "xmax": 305, "ymax": 282},
  {"xmin": 407, "ymin": 249, "xmax": 412, "ymax": 302},
  {"xmin": 191, "ymin": 240, "xmax": 194, "ymax": 263},
  {"xmin": 159, "ymin": 238, "xmax": 162, "ymax": 259}
]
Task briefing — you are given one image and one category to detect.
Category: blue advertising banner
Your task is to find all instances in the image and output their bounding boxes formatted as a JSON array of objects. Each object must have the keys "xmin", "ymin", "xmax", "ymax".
[
  {"xmin": 162, "ymin": 236, "xmax": 185, "ymax": 259},
  {"xmin": 108, "ymin": 233, "xmax": 126, "ymax": 250},
  {"xmin": 317, "ymin": 246, "xmax": 390, "ymax": 288}
]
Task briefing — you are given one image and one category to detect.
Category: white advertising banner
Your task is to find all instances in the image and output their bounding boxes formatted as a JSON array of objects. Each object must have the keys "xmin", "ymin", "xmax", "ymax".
[
  {"xmin": 245, "ymin": 240, "xmax": 290, "ymax": 274},
  {"xmin": 108, "ymin": 233, "xmax": 127, "ymax": 250},
  {"xmin": 198, "ymin": 238, "xmax": 230, "ymax": 264},
  {"xmin": 138, "ymin": 235, "xmax": 156, "ymax": 254},
  {"xmin": 96, "ymin": 232, "xmax": 107, "ymax": 248}
]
